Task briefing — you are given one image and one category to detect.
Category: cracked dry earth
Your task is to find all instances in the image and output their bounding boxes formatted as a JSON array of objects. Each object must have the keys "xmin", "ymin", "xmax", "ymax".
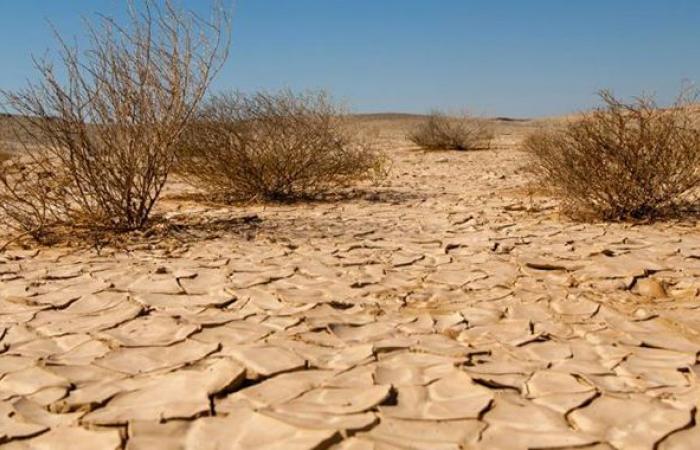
[{"xmin": 2, "ymin": 119, "xmax": 700, "ymax": 450}]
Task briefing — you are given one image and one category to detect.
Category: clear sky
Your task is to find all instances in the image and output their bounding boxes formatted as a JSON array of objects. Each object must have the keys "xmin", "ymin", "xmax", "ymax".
[{"xmin": 0, "ymin": 0, "xmax": 698, "ymax": 117}]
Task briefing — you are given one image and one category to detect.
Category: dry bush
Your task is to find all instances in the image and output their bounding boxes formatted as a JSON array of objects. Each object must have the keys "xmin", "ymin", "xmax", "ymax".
[
  {"xmin": 0, "ymin": 0, "xmax": 230, "ymax": 238},
  {"xmin": 524, "ymin": 90, "xmax": 700, "ymax": 220},
  {"xmin": 177, "ymin": 90, "xmax": 387, "ymax": 201},
  {"xmin": 0, "ymin": 158, "xmax": 71, "ymax": 239},
  {"xmin": 408, "ymin": 111, "xmax": 493, "ymax": 150}
]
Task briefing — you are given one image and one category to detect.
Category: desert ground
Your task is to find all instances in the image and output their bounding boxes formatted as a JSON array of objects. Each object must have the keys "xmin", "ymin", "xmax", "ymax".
[{"xmin": 2, "ymin": 115, "xmax": 700, "ymax": 449}]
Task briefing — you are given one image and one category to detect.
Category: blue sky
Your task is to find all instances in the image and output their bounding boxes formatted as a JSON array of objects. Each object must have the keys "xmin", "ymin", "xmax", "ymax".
[{"xmin": 0, "ymin": 0, "xmax": 698, "ymax": 117}]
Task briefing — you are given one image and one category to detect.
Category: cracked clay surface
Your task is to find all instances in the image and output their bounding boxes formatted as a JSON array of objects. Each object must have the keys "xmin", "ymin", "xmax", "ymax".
[{"xmin": 2, "ymin": 119, "xmax": 700, "ymax": 449}]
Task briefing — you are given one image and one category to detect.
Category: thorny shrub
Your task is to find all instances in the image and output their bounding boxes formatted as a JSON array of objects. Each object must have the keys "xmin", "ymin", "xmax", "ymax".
[
  {"xmin": 524, "ymin": 90, "xmax": 700, "ymax": 220},
  {"xmin": 0, "ymin": 0, "xmax": 230, "ymax": 240},
  {"xmin": 408, "ymin": 110, "xmax": 493, "ymax": 151},
  {"xmin": 177, "ymin": 90, "xmax": 388, "ymax": 201}
]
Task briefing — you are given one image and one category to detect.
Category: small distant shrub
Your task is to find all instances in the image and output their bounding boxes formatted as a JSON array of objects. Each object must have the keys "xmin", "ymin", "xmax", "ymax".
[
  {"xmin": 0, "ymin": 0, "xmax": 230, "ymax": 238},
  {"xmin": 524, "ymin": 90, "xmax": 700, "ymax": 220},
  {"xmin": 408, "ymin": 111, "xmax": 493, "ymax": 151},
  {"xmin": 177, "ymin": 90, "xmax": 387, "ymax": 201}
]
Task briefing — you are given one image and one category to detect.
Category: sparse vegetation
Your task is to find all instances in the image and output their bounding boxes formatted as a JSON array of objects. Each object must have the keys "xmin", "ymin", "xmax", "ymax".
[
  {"xmin": 524, "ymin": 90, "xmax": 700, "ymax": 220},
  {"xmin": 409, "ymin": 110, "xmax": 493, "ymax": 151},
  {"xmin": 0, "ymin": 0, "xmax": 230, "ymax": 238},
  {"xmin": 177, "ymin": 90, "xmax": 387, "ymax": 201}
]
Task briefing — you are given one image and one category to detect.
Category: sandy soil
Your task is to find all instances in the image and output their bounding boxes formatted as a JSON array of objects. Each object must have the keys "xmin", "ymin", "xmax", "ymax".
[{"xmin": 2, "ymin": 117, "xmax": 700, "ymax": 449}]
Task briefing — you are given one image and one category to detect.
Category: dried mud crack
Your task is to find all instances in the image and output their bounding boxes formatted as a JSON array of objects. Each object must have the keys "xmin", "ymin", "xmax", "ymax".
[{"xmin": 2, "ymin": 124, "xmax": 700, "ymax": 449}]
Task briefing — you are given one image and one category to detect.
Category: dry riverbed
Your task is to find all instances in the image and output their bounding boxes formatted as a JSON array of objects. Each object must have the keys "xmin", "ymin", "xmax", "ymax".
[{"xmin": 2, "ymin": 118, "xmax": 700, "ymax": 449}]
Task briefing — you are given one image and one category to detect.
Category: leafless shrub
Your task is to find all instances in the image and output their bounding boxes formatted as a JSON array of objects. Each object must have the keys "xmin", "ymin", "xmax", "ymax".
[
  {"xmin": 0, "ymin": 157, "xmax": 70, "ymax": 240},
  {"xmin": 177, "ymin": 90, "xmax": 387, "ymax": 201},
  {"xmin": 408, "ymin": 110, "xmax": 493, "ymax": 150},
  {"xmin": 524, "ymin": 90, "xmax": 700, "ymax": 220},
  {"xmin": 0, "ymin": 0, "xmax": 230, "ymax": 237}
]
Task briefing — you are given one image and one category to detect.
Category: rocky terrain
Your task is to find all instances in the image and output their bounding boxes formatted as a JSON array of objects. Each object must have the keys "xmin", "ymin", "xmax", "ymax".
[{"xmin": 2, "ymin": 117, "xmax": 700, "ymax": 449}]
